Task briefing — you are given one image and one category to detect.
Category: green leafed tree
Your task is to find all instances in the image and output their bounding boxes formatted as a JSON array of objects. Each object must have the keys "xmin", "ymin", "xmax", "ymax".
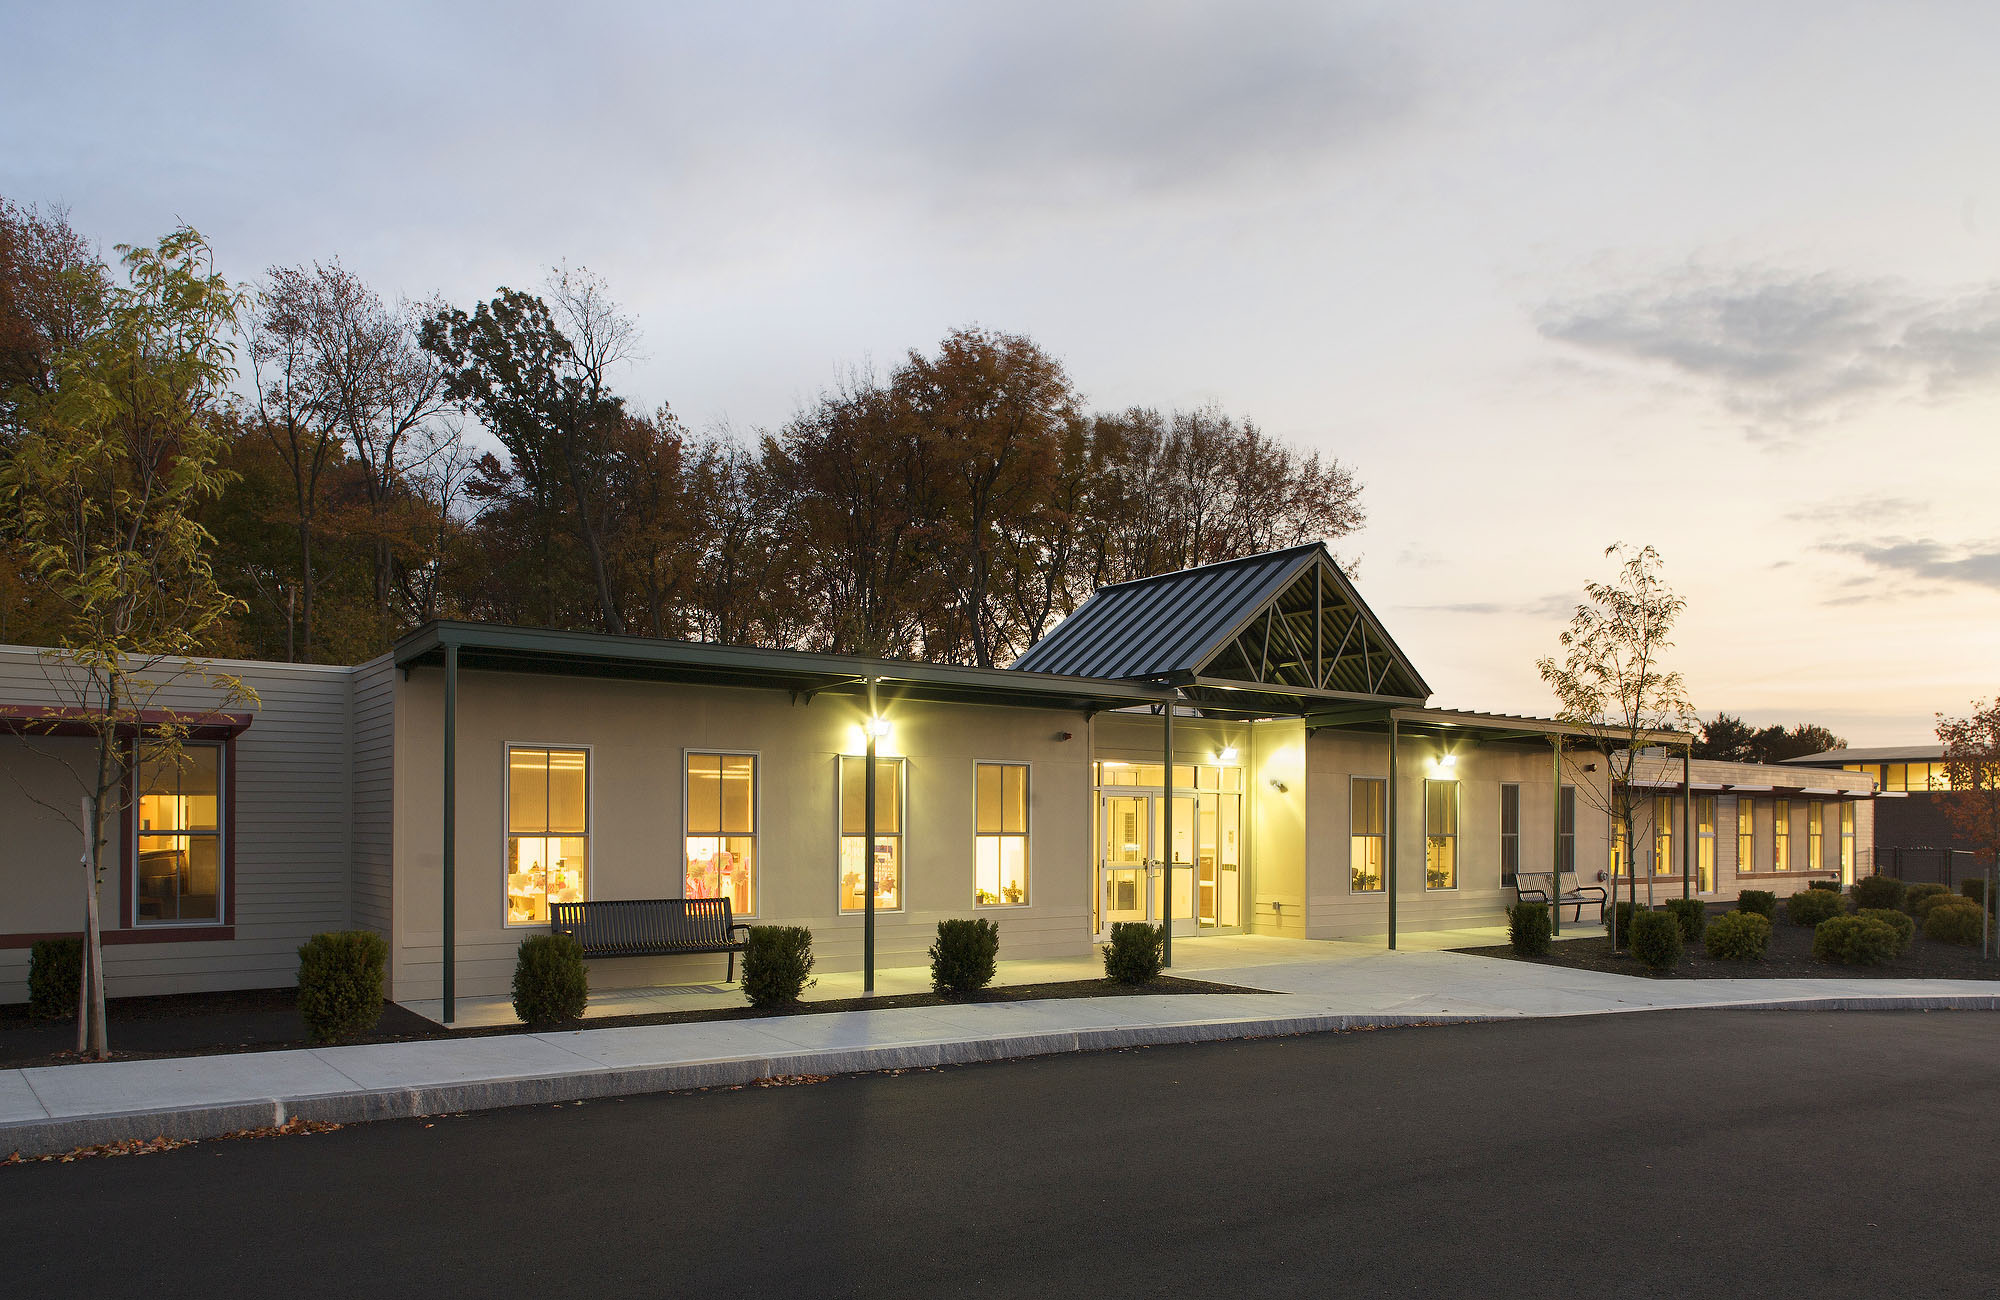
[
  {"xmin": 1937, "ymin": 699, "xmax": 2000, "ymax": 870},
  {"xmin": 1538, "ymin": 544, "xmax": 1695, "ymax": 950},
  {"xmin": 0, "ymin": 227, "xmax": 256, "ymax": 1058}
]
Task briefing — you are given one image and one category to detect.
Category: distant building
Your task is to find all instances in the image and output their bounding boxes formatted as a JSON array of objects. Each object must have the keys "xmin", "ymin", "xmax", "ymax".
[{"xmin": 1783, "ymin": 745, "xmax": 1988, "ymax": 883}]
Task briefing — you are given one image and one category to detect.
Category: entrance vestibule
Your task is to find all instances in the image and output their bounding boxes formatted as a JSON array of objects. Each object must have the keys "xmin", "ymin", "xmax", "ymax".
[{"xmin": 1092, "ymin": 761, "xmax": 1243, "ymax": 939}]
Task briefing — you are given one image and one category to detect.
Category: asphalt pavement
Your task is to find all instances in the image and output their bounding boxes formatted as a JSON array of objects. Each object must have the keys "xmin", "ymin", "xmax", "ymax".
[{"xmin": 5, "ymin": 1008, "xmax": 1997, "ymax": 1298}]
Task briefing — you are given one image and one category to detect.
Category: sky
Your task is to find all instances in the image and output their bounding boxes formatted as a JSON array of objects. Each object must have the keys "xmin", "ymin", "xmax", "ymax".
[{"xmin": 3, "ymin": 1, "xmax": 1996, "ymax": 742}]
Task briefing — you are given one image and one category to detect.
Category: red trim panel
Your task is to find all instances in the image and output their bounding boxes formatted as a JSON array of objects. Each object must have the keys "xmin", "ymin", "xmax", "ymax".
[{"xmin": 0, "ymin": 927, "xmax": 235, "ymax": 949}]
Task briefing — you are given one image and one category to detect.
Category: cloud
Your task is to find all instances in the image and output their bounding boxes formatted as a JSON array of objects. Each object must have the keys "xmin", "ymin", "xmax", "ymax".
[
  {"xmin": 1399, "ymin": 592, "xmax": 1575, "ymax": 618},
  {"xmin": 1824, "ymin": 537, "xmax": 2000, "ymax": 594},
  {"xmin": 1536, "ymin": 266, "xmax": 2000, "ymax": 429}
]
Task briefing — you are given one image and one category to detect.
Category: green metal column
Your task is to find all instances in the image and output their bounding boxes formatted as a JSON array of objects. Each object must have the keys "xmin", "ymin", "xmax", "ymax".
[
  {"xmin": 1683, "ymin": 744, "xmax": 1693, "ymax": 899},
  {"xmin": 864, "ymin": 679, "xmax": 878, "ymax": 994},
  {"xmin": 1161, "ymin": 701, "xmax": 1174, "ymax": 968},
  {"xmin": 1387, "ymin": 716, "xmax": 1399, "ymax": 951},
  {"xmin": 1550, "ymin": 735, "xmax": 1563, "ymax": 938},
  {"xmin": 442, "ymin": 642, "xmax": 457, "ymax": 1026}
]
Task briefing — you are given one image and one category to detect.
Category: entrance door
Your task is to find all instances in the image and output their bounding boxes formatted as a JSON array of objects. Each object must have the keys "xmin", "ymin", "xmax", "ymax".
[{"xmin": 1100, "ymin": 794, "xmax": 1151, "ymax": 930}]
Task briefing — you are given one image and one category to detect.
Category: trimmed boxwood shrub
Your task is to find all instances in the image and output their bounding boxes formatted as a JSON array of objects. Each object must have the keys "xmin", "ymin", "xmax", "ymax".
[
  {"xmin": 1629, "ymin": 909, "xmax": 1683, "ymax": 970},
  {"xmin": 1737, "ymin": 890, "xmax": 1777, "ymax": 919},
  {"xmin": 1813, "ymin": 915, "xmax": 1902, "ymax": 966},
  {"xmin": 1852, "ymin": 875, "xmax": 1906, "ymax": 912},
  {"xmin": 1705, "ymin": 910, "xmax": 1771, "ymax": 961},
  {"xmin": 1808, "ymin": 879, "xmax": 1840, "ymax": 892},
  {"xmin": 1607, "ymin": 901, "xmax": 1639, "ymax": 947},
  {"xmin": 742, "ymin": 925, "xmax": 815, "ymax": 1007},
  {"xmin": 1785, "ymin": 887, "xmax": 1846, "ymax": 927},
  {"xmin": 1903, "ymin": 882, "xmax": 1949, "ymax": 912},
  {"xmin": 297, "ymin": 930, "xmax": 389, "ymax": 1043},
  {"xmin": 1914, "ymin": 890, "xmax": 1970, "ymax": 920},
  {"xmin": 1856, "ymin": 907, "xmax": 1914, "ymax": 955},
  {"xmin": 1924, "ymin": 899, "xmax": 1985, "ymax": 946},
  {"xmin": 1663, "ymin": 897, "xmax": 1707, "ymax": 944},
  {"xmin": 930, "ymin": 918, "xmax": 1000, "ymax": 994},
  {"xmin": 512, "ymin": 932, "xmax": 589, "ymax": 1024},
  {"xmin": 1508, "ymin": 901, "xmax": 1552, "ymax": 957},
  {"xmin": 28, "ymin": 937, "xmax": 82, "ymax": 1021},
  {"xmin": 1103, "ymin": 921, "xmax": 1165, "ymax": 984}
]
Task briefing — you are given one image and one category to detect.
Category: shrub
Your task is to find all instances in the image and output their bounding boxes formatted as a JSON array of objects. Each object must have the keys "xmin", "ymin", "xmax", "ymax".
[
  {"xmin": 1508, "ymin": 901, "xmax": 1552, "ymax": 957},
  {"xmin": 512, "ymin": 932, "xmax": 589, "ymax": 1024},
  {"xmin": 1737, "ymin": 890, "xmax": 1777, "ymax": 919},
  {"xmin": 742, "ymin": 925, "xmax": 815, "ymax": 1007},
  {"xmin": 1607, "ymin": 901, "xmax": 1639, "ymax": 946},
  {"xmin": 929, "ymin": 918, "xmax": 1000, "ymax": 994},
  {"xmin": 1914, "ymin": 890, "xmax": 1971, "ymax": 921},
  {"xmin": 27, "ymin": 937, "xmax": 82, "ymax": 1021},
  {"xmin": 1102, "ymin": 921, "xmax": 1165, "ymax": 984},
  {"xmin": 1663, "ymin": 898, "xmax": 1707, "ymax": 944},
  {"xmin": 297, "ymin": 930, "xmax": 389, "ymax": 1044},
  {"xmin": 1813, "ymin": 915, "xmax": 1902, "ymax": 966},
  {"xmin": 1705, "ymin": 911, "xmax": 1771, "ymax": 961},
  {"xmin": 1785, "ymin": 888, "xmax": 1847, "ymax": 927},
  {"xmin": 1852, "ymin": 875, "xmax": 1906, "ymax": 912},
  {"xmin": 1903, "ymin": 881, "xmax": 1949, "ymax": 911},
  {"xmin": 1856, "ymin": 907, "xmax": 1915, "ymax": 955},
  {"xmin": 1629, "ymin": 909, "xmax": 1684, "ymax": 970},
  {"xmin": 1924, "ymin": 900, "xmax": 1986, "ymax": 946}
]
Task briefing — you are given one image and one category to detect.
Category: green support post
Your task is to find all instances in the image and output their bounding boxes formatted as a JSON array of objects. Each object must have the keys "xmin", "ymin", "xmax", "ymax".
[
  {"xmin": 1387, "ymin": 716, "xmax": 1399, "ymax": 951},
  {"xmin": 442, "ymin": 641, "xmax": 457, "ymax": 1026}
]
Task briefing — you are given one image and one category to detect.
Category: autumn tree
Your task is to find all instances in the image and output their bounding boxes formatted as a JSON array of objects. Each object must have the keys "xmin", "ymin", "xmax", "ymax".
[
  {"xmin": 0, "ymin": 227, "xmax": 255, "ymax": 1058},
  {"xmin": 1937, "ymin": 699, "xmax": 2000, "ymax": 871},
  {"xmin": 1538, "ymin": 544, "xmax": 1695, "ymax": 949}
]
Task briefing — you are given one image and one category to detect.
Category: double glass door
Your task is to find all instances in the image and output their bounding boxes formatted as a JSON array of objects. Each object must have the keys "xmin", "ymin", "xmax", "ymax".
[{"xmin": 1095, "ymin": 791, "xmax": 1241, "ymax": 937}]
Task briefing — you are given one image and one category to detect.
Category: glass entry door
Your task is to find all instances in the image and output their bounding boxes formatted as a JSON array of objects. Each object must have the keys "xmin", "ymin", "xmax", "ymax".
[{"xmin": 1100, "ymin": 794, "xmax": 1151, "ymax": 929}]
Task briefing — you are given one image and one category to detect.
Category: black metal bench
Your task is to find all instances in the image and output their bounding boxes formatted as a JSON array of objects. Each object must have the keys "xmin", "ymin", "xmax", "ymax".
[
  {"xmin": 1513, "ymin": 872, "xmax": 1607, "ymax": 924},
  {"xmin": 549, "ymin": 898, "xmax": 751, "ymax": 982}
]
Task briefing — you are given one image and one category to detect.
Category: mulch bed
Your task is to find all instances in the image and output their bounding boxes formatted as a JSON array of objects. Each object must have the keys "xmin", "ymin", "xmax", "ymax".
[
  {"xmin": 1459, "ymin": 908, "xmax": 2000, "ymax": 981},
  {"xmin": 0, "ymin": 975, "xmax": 1258, "ymax": 1070}
]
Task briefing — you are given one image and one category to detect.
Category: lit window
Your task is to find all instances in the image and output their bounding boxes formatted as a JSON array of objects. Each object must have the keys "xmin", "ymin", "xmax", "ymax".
[
  {"xmin": 686, "ymin": 753, "xmax": 756, "ymax": 915},
  {"xmin": 506, "ymin": 747, "xmax": 588, "ymax": 926},
  {"xmin": 1611, "ymin": 811, "xmax": 1629, "ymax": 877},
  {"xmin": 1840, "ymin": 802, "xmax": 1856, "ymax": 882},
  {"xmin": 1653, "ymin": 794, "xmax": 1675, "ymax": 876},
  {"xmin": 1772, "ymin": 798, "xmax": 1791, "ymax": 872},
  {"xmin": 975, "ymin": 763, "xmax": 1029, "ymax": 906},
  {"xmin": 1697, "ymin": 796, "xmax": 1716, "ymax": 892},
  {"xmin": 1499, "ymin": 784, "xmax": 1520, "ymax": 887},
  {"xmin": 135, "ymin": 744, "xmax": 223, "ymax": 925},
  {"xmin": 1737, "ymin": 797, "xmax": 1754, "ymax": 875},
  {"xmin": 1350, "ymin": 777, "xmax": 1385, "ymax": 892},
  {"xmin": 839, "ymin": 756, "xmax": 904, "ymax": 913},
  {"xmin": 1808, "ymin": 802, "xmax": 1824, "ymax": 872},
  {"xmin": 1424, "ymin": 779, "xmax": 1457, "ymax": 889}
]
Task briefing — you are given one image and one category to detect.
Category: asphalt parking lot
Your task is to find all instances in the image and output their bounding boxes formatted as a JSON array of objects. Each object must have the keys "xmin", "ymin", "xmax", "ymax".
[{"xmin": 6, "ymin": 1008, "xmax": 1996, "ymax": 1298}]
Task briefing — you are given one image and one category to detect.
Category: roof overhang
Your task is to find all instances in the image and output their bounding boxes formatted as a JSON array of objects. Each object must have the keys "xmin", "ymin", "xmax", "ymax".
[
  {"xmin": 1304, "ymin": 704, "xmax": 1693, "ymax": 748},
  {"xmin": 392, "ymin": 622, "xmax": 1177, "ymax": 714},
  {"xmin": 0, "ymin": 704, "xmax": 254, "ymax": 741}
]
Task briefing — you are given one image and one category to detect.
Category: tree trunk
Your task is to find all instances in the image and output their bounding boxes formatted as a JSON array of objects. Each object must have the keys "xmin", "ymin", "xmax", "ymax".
[
  {"xmin": 297, "ymin": 516, "xmax": 315, "ymax": 661},
  {"xmin": 79, "ymin": 794, "xmax": 109, "ymax": 1060}
]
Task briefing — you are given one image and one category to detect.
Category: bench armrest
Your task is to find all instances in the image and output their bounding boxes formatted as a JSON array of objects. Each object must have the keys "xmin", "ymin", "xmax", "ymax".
[
  {"xmin": 1514, "ymin": 884, "xmax": 1550, "ymax": 904},
  {"xmin": 1568, "ymin": 884, "xmax": 1606, "ymax": 902},
  {"xmin": 730, "ymin": 922, "xmax": 753, "ymax": 940}
]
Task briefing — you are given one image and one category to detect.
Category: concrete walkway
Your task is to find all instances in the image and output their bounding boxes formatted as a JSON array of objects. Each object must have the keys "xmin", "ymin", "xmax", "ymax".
[{"xmin": 5, "ymin": 934, "xmax": 1997, "ymax": 1157}]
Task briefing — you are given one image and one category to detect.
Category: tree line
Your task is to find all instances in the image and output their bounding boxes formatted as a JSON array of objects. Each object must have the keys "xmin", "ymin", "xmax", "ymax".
[{"xmin": 1, "ymin": 199, "xmax": 1365, "ymax": 668}]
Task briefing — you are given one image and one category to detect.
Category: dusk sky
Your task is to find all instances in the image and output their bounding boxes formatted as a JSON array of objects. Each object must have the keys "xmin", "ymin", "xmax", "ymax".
[{"xmin": 4, "ymin": 2, "xmax": 1995, "ymax": 741}]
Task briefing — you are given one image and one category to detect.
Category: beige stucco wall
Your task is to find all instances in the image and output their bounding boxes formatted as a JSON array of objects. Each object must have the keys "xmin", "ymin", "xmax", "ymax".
[{"xmin": 391, "ymin": 667, "xmax": 1100, "ymax": 1001}]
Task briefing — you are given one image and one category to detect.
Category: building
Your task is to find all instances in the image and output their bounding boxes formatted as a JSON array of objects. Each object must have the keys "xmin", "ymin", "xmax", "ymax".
[
  {"xmin": 0, "ymin": 544, "xmax": 1874, "ymax": 1012},
  {"xmin": 1784, "ymin": 745, "xmax": 1986, "ymax": 884}
]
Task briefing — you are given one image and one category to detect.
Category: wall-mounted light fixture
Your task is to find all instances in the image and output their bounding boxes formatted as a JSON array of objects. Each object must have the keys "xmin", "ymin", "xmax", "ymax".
[
  {"xmin": 1218, "ymin": 745, "xmax": 1239, "ymax": 765},
  {"xmin": 866, "ymin": 716, "xmax": 891, "ymax": 739},
  {"xmin": 1055, "ymin": 730, "xmax": 1073, "ymax": 742},
  {"xmin": 1268, "ymin": 777, "xmax": 1289, "ymax": 794}
]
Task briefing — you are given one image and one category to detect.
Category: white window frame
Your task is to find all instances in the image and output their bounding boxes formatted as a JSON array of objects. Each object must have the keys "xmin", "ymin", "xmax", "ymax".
[
  {"xmin": 972, "ymin": 759, "xmax": 1031, "ymax": 909},
  {"xmin": 682, "ymin": 748, "xmax": 761, "ymax": 918},
  {"xmin": 1498, "ymin": 783, "xmax": 1521, "ymax": 887},
  {"xmin": 131, "ymin": 739, "xmax": 228, "ymax": 929},
  {"xmin": 1348, "ymin": 774, "xmax": 1387, "ymax": 894},
  {"xmin": 1423, "ymin": 778, "xmax": 1459, "ymax": 892},
  {"xmin": 838, "ymin": 753, "xmax": 909, "ymax": 916},
  {"xmin": 502, "ymin": 741, "xmax": 593, "ymax": 929}
]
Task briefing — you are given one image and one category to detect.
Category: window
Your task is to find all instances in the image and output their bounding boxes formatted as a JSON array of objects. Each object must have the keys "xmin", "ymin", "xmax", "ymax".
[
  {"xmin": 1696, "ymin": 796, "xmax": 1716, "ymax": 892},
  {"xmin": 1653, "ymin": 794, "xmax": 1675, "ymax": 876},
  {"xmin": 506, "ymin": 747, "xmax": 588, "ymax": 926},
  {"xmin": 135, "ymin": 744, "xmax": 224, "ymax": 925},
  {"xmin": 1840, "ymin": 802, "xmax": 1856, "ymax": 882},
  {"xmin": 975, "ymin": 763, "xmax": 1029, "ymax": 906},
  {"xmin": 1808, "ymin": 802, "xmax": 1824, "ymax": 871},
  {"xmin": 1499, "ymin": 784, "xmax": 1521, "ymax": 887},
  {"xmin": 1350, "ymin": 777, "xmax": 1385, "ymax": 892},
  {"xmin": 1737, "ymin": 798, "xmax": 1754, "ymax": 875},
  {"xmin": 1611, "ymin": 810, "xmax": 1628, "ymax": 877},
  {"xmin": 685, "ymin": 753, "xmax": 756, "ymax": 915},
  {"xmin": 1560, "ymin": 786, "xmax": 1577, "ymax": 875},
  {"xmin": 1881, "ymin": 762, "xmax": 1950, "ymax": 792},
  {"xmin": 1424, "ymin": 779, "xmax": 1457, "ymax": 889},
  {"xmin": 1772, "ymin": 798, "xmax": 1791, "ymax": 872},
  {"xmin": 839, "ymin": 755, "xmax": 904, "ymax": 913}
]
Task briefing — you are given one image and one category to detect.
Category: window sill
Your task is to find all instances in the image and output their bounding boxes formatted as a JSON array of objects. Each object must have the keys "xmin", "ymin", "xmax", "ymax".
[{"xmin": 974, "ymin": 902, "xmax": 1031, "ymax": 910}]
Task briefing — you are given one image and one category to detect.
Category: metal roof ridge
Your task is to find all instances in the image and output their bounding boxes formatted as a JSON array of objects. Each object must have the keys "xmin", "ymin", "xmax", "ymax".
[{"xmin": 1082, "ymin": 541, "xmax": 1322, "ymax": 593}]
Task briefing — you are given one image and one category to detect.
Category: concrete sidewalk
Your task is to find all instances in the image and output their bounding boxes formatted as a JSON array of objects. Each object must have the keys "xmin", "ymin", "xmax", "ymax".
[{"xmin": 6, "ymin": 938, "xmax": 1998, "ymax": 1157}]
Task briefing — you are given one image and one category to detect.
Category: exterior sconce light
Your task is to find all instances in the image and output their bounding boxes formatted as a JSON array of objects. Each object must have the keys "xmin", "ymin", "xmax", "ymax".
[
  {"xmin": 1268, "ymin": 777, "xmax": 1289, "ymax": 794},
  {"xmin": 1055, "ymin": 730, "xmax": 1073, "ymax": 742},
  {"xmin": 1437, "ymin": 751, "xmax": 1457, "ymax": 770},
  {"xmin": 866, "ymin": 716, "xmax": 891, "ymax": 739},
  {"xmin": 1218, "ymin": 745, "xmax": 1239, "ymax": 765}
]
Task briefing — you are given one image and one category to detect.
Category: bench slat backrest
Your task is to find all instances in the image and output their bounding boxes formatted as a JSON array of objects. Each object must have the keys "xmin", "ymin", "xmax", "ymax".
[
  {"xmin": 1515, "ymin": 872, "xmax": 1584, "ymax": 898},
  {"xmin": 551, "ymin": 897, "xmax": 739, "ymax": 955}
]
